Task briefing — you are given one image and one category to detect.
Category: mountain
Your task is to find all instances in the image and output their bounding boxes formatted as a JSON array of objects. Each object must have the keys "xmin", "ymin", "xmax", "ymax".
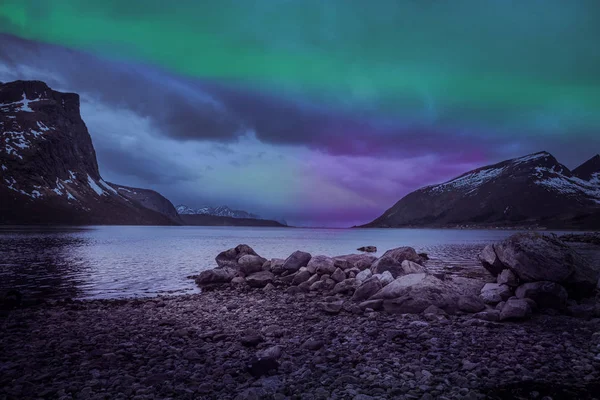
[
  {"xmin": 573, "ymin": 154, "xmax": 600, "ymax": 182},
  {"xmin": 0, "ymin": 80, "xmax": 180, "ymax": 225},
  {"xmin": 179, "ymin": 214, "xmax": 286, "ymax": 227},
  {"xmin": 176, "ymin": 204, "xmax": 260, "ymax": 219},
  {"xmin": 361, "ymin": 151, "xmax": 600, "ymax": 229}
]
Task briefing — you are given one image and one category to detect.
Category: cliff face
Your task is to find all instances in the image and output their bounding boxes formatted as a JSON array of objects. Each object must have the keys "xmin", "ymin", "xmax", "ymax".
[
  {"xmin": 362, "ymin": 152, "xmax": 600, "ymax": 229},
  {"xmin": 0, "ymin": 80, "xmax": 179, "ymax": 225}
]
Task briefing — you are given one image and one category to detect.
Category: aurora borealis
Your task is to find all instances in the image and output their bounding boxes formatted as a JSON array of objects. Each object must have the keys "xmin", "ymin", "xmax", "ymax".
[{"xmin": 1, "ymin": 1, "xmax": 599, "ymax": 226}]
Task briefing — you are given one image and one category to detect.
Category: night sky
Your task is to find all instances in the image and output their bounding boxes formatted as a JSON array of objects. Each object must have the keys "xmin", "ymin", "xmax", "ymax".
[{"xmin": 1, "ymin": 1, "xmax": 599, "ymax": 226}]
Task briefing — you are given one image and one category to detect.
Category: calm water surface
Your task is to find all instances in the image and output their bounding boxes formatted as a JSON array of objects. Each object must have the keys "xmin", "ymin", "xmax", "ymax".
[{"xmin": 0, "ymin": 226, "xmax": 570, "ymax": 300}]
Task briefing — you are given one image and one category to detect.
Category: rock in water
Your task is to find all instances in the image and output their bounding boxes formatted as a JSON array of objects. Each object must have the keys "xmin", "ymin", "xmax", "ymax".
[
  {"xmin": 357, "ymin": 246, "xmax": 377, "ymax": 253},
  {"xmin": 515, "ymin": 281, "xmax": 568, "ymax": 309},
  {"xmin": 499, "ymin": 299, "xmax": 532, "ymax": 321},
  {"xmin": 371, "ymin": 247, "xmax": 425, "ymax": 277},
  {"xmin": 282, "ymin": 251, "xmax": 312, "ymax": 272},
  {"xmin": 216, "ymin": 244, "xmax": 261, "ymax": 269}
]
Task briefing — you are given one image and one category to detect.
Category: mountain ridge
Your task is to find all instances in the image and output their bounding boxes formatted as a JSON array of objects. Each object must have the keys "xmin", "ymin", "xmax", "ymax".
[
  {"xmin": 360, "ymin": 151, "xmax": 600, "ymax": 229},
  {"xmin": 176, "ymin": 204, "xmax": 260, "ymax": 219}
]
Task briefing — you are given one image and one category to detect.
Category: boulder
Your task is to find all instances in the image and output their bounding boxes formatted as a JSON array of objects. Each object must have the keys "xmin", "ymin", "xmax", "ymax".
[
  {"xmin": 497, "ymin": 269, "xmax": 518, "ymax": 287},
  {"xmin": 291, "ymin": 270, "xmax": 312, "ymax": 286},
  {"xmin": 282, "ymin": 251, "xmax": 312, "ymax": 273},
  {"xmin": 310, "ymin": 279, "xmax": 336, "ymax": 292},
  {"xmin": 457, "ymin": 295, "xmax": 485, "ymax": 313},
  {"xmin": 401, "ymin": 260, "xmax": 427, "ymax": 274},
  {"xmin": 238, "ymin": 255, "xmax": 268, "ymax": 275},
  {"xmin": 493, "ymin": 233, "xmax": 598, "ymax": 297},
  {"xmin": 216, "ymin": 244, "xmax": 260, "ymax": 269},
  {"xmin": 371, "ymin": 273, "xmax": 459, "ymax": 314},
  {"xmin": 515, "ymin": 281, "xmax": 568, "ymax": 309},
  {"xmin": 270, "ymin": 258, "xmax": 285, "ymax": 275},
  {"xmin": 231, "ymin": 276, "xmax": 246, "ymax": 286},
  {"xmin": 357, "ymin": 246, "xmax": 377, "ymax": 253},
  {"xmin": 245, "ymin": 271, "xmax": 274, "ymax": 288},
  {"xmin": 331, "ymin": 268, "xmax": 346, "ymax": 283},
  {"xmin": 478, "ymin": 244, "xmax": 504, "ymax": 276},
  {"xmin": 480, "ymin": 283, "xmax": 513, "ymax": 304},
  {"xmin": 373, "ymin": 271, "xmax": 394, "ymax": 286},
  {"xmin": 333, "ymin": 278, "xmax": 359, "ymax": 295},
  {"xmin": 351, "ymin": 278, "xmax": 383, "ymax": 302},
  {"xmin": 308, "ymin": 255, "xmax": 336, "ymax": 275},
  {"xmin": 306, "ymin": 274, "xmax": 320, "ymax": 286},
  {"xmin": 499, "ymin": 299, "xmax": 532, "ymax": 321},
  {"xmin": 333, "ymin": 254, "xmax": 377, "ymax": 271},
  {"xmin": 371, "ymin": 247, "xmax": 425, "ymax": 278},
  {"xmin": 355, "ymin": 269, "xmax": 373, "ymax": 283},
  {"xmin": 196, "ymin": 268, "xmax": 237, "ymax": 285},
  {"xmin": 319, "ymin": 300, "xmax": 344, "ymax": 314}
]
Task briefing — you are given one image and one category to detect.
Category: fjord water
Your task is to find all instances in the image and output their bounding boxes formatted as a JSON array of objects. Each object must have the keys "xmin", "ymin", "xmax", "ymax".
[{"xmin": 0, "ymin": 226, "xmax": 553, "ymax": 300}]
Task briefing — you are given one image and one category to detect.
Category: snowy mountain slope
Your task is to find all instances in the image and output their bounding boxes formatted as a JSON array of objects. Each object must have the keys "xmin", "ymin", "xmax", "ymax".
[
  {"xmin": 176, "ymin": 204, "xmax": 260, "ymax": 219},
  {"xmin": 361, "ymin": 152, "xmax": 600, "ymax": 229},
  {"xmin": 0, "ymin": 80, "xmax": 179, "ymax": 225}
]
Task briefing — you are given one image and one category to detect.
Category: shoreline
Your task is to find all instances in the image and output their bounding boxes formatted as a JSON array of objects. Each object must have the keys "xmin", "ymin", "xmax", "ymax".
[{"xmin": 2, "ymin": 286, "xmax": 600, "ymax": 400}]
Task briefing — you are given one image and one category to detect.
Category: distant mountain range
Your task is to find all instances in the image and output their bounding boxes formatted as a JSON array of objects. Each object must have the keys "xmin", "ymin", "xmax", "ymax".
[
  {"xmin": 0, "ymin": 80, "xmax": 285, "ymax": 227},
  {"xmin": 361, "ymin": 151, "xmax": 600, "ymax": 230},
  {"xmin": 176, "ymin": 204, "xmax": 260, "ymax": 219}
]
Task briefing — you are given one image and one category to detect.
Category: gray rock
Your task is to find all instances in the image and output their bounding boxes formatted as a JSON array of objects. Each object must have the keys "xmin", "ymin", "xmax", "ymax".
[
  {"xmin": 245, "ymin": 271, "xmax": 274, "ymax": 288},
  {"xmin": 282, "ymin": 251, "xmax": 312, "ymax": 272},
  {"xmin": 196, "ymin": 267, "xmax": 237, "ymax": 285},
  {"xmin": 291, "ymin": 270, "xmax": 312, "ymax": 286},
  {"xmin": 499, "ymin": 299, "xmax": 532, "ymax": 321},
  {"xmin": 310, "ymin": 279, "xmax": 335, "ymax": 292},
  {"xmin": 457, "ymin": 295, "xmax": 485, "ymax": 313},
  {"xmin": 400, "ymin": 260, "xmax": 427, "ymax": 274},
  {"xmin": 351, "ymin": 277, "xmax": 383, "ymax": 302},
  {"xmin": 355, "ymin": 269, "xmax": 372, "ymax": 283},
  {"xmin": 480, "ymin": 283, "xmax": 513, "ymax": 304},
  {"xmin": 319, "ymin": 300, "xmax": 344, "ymax": 314},
  {"xmin": 308, "ymin": 255, "xmax": 336, "ymax": 275},
  {"xmin": 479, "ymin": 244, "xmax": 504, "ymax": 276},
  {"xmin": 472, "ymin": 310, "xmax": 500, "ymax": 322},
  {"xmin": 371, "ymin": 273, "xmax": 428, "ymax": 299},
  {"xmin": 515, "ymin": 281, "xmax": 568, "ymax": 309},
  {"xmin": 371, "ymin": 247, "xmax": 425, "ymax": 277},
  {"xmin": 373, "ymin": 271, "xmax": 394, "ymax": 286},
  {"xmin": 493, "ymin": 233, "xmax": 598, "ymax": 297},
  {"xmin": 497, "ymin": 269, "xmax": 519, "ymax": 287},
  {"xmin": 238, "ymin": 255, "xmax": 268, "ymax": 275},
  {"xmin": 231, "ymin": 276, "xmax": 246, "ymax": 285},
  {"xmin": 269, "ymin": 258, "xmax": 285, "ymax": 275},
  {"xmin": 333, "ymin": 278, "xmax": 359, "ymax": 294},
  {"xmin": 216, "ymin": 244, "xmax": 260, "ymax": 269},
  {"xmin": 357, "ymin": 246, "xmax": 377, "ymax": 253},
  {"xmin": 263, "ymin": 283, "xmax": 275, "ymax": 291},
  {"xmin": 331, "ymin": 268, "xmax": 346, "ymax": 283},
  {"xmin": 257, "ymin": 346, "xmax": 282, "ymax": 361},
  {"xmin": 358, "ymin": 299, "xmax": 383, "ymax": 310},
  {"xmin": 333, "ymin": 254, "xmax": 377, "ymax": 270}
]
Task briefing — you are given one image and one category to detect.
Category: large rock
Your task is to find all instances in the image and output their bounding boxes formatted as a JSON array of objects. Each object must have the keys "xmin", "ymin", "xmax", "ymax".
[
  {"xmin": 333, "ymin": 254, "xmax": 377, "ymax": 271},
  {"xmin": 370, "ymin": 247, "xmax": 425, "ymax": 278},
  {"xmin": 355, "ymin": 269, "xmax": 373, "ymax": 283},
  {"xmin": 333, "ymin": 278, "xmax": 359, "ymax": 295},
  {"xmin": 499, "ymin": 299, "xmax": 532, "ymax": 321},
  {"xmin": 357, "ymin": 246, "xmax": 377, "ymax": 253},
  {"xmin": 515, "ymin": 281, "xmax": 568, "ymax": 309},
  {"xmin": 269, "ymin": 258, "xmax": 285, "ymax": 275},
  {"xmin": 216, "ymin": 244, "xmax": 260, "ymax": 269},
  {"xmin": 479, "ymin": 245, "xmax": 505, "ymax": 276},
  {"xmin": 282, "ymin": 251, "xmax": 312, "ymax": 273},
  {"xmin": 497, "ymin": 269, "xmax": 518, "ymax": 287},
  {"xmin": 331, "ymin": 268, "xmax": 346, "ymax": 283},
  {"xmin": 480, "ymin": 283, "xmax": 513, "ymax": 304},
  {"xmin": 370, "ymin": 273, "xmax": 459, "ymax": 314},
  {"xmin": 245, "ymin": 271, "xmax": 274, "ymax": 288},
  {"xmin": 372, "ymin": 271, "xmax": 394, "ymax": 286},
  {"xmin": 291, "ymin": 270, "xmax": 312, "ymax": 286},
  {"xmin": 196, "ymin": 267, "xmax": 237, "ymax": 285},
  {"xmin": 491, "ymin": 233, "xmax": 598, "ymax": 297},
  {"xmin": 457, "ymin": 295, "xmax": 485, "ymax": 313},
  {"xmin": 351, "ymin": 277, "xmax": 382, "ymax": 302},
  {"xmin": 307, "ymin": 255, "xmax": 336, "ymax": 275},
  {"xmin": 238, "ymin": 255, "xmax": 268, "ymax": 275}
]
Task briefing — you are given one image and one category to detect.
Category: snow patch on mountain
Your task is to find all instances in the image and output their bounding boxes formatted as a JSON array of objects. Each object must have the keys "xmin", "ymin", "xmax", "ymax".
[
  {"xmin": 87, "ymin": 175, "xmax": 105, "ymax": 196},
  {"xmin": 0, "ymin": 92, "xmax": 40, "ymax": 113},
  {"xmin": 428, "ymin": 167, "xmax": 505, "ymax": 194},
  {"xmin": 176, "ymin": 204, "xmax": 260, "ymax": 219}
]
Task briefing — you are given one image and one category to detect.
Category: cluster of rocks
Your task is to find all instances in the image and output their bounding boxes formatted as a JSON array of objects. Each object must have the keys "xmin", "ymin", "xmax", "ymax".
[
  {"xmin": 196, "ymin": 233, "xmax": 600, "ymax": 323},
  {"xmin": 479, "ymin": 233, "xmax": 600, "ymax": 321}
]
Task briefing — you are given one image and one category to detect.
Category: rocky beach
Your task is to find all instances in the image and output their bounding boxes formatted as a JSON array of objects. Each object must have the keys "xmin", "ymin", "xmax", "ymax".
[{"xmin": 2, "ymin": 233, "xmax": 600, "ymax": 400}]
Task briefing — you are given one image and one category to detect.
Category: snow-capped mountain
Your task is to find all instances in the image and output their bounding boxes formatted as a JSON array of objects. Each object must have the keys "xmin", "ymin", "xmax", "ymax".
[
  {"xmin": 176, "ymin": 204, "xmax": 260, "ymax": 219},
  {"xmin": 361, "ymin": 151, "xmax": 600, "ymax": 229},
  {"xmin": 0, "ymin": 80, "xmax": 180, "ymax": 225}
]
